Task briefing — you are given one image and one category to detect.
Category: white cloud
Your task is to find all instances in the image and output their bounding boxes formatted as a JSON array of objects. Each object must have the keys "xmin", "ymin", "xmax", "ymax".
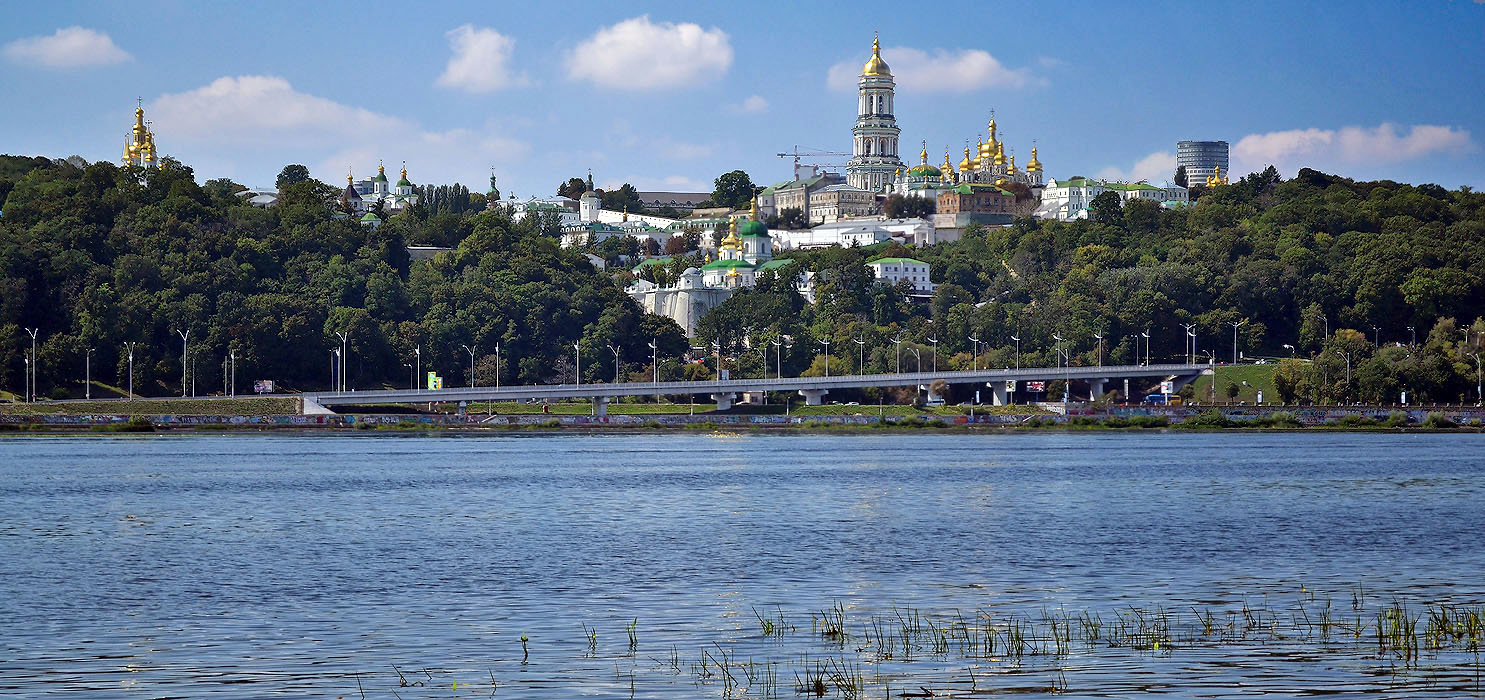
[
  {"xmin": 3, "ymin": 26, "xmax": 130, "ymax": 68},
  {"xmin": 828, "ymin": 46, "xmax": 1030, "ymax": 93},
  {"xmin": 1232, "ymin": 123, "xmax": 1474, "ymax": 176},
  {"xmin": 738, "ymin": 95, "xmax": 768, "ymax": 113},
  {"xmin": 1096, "ymin": 151, "xmax": 1177, "ymax": 184},
  {"xmin": 149, "ymin": 75, "xmax": 527, "ymax": 186},
  {"xmin": 435, "ymin": 24, "xmax": 529, "ymax": 93},
  {"xmin": 567, "ymin": 15, "xmax": 732, "ymax": 90}
]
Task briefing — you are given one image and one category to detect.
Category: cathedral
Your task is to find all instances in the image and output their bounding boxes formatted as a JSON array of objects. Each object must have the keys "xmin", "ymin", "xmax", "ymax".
[
  {"xmin": 121, "ymin": 100, "xmax": 159, "ymax": 168},
  {"xmin": 844, "ymin": 37, "xmax": 1046, "ymax": 200},
  {"xmin": 340, "ymin": 161, "xmax": 419, "ymax": 214}
]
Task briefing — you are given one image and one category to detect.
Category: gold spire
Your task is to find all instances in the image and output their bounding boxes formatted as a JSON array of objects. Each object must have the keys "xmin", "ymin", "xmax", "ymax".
[
  {"xmin": 919, "ymin": 140, "xmax": 928, "ymax": 164},
  {"xmin": 1027, "ymin": 145, "xmax": 1042, "ymax": 173},
  {"xmin": 943, "ymin": 148, "xmax": 955, "ymax": 174},
  {"xmin": 1006, "ymin": 150, "xmax": 1018, "ymax": 175},
  {"xmin": 622, "ymin": 205, "xmax": 629, "ymax": 222},
  {"xmin": 862, "ymin": 33, "xmax": 891, "ymax": 76},
  {"xmin": 993, "ymin": 141, "xmax": 1006, "ymax": 167},
  {"xmin": 377, "ymin": 161, "xmax": 386, "ymax": 176},
  {"xmin": 400, "ymin": 161, "xmax": 407, "ymax": 180},
  {"xmin": 347, "ymin": 167, "xmax": 353, "ymax": 186},
  {"xmin": 749, "ymin": 197, "xmax": 759, "ymax": 221},
  {"xmin": 960, "ymin": 144, "xmax": 972, "ymax": 172}
]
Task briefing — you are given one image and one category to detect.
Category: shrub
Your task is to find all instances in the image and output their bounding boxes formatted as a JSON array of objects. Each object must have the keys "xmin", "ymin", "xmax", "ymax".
[
  {"xmin": 1333, "ymin": 415, "xmax": 1378, "ymax": 428},
  {"xmin": 1381, "ymin": 411, "xmax": 1410, "ymax": 428},
  {"xmin": 1180, "ymin": 409, "xmax": 1233, "ymax": 429},
  {"xmin": 1422, "ymin": 412, "xmax": 1455, "ymax": 429}
]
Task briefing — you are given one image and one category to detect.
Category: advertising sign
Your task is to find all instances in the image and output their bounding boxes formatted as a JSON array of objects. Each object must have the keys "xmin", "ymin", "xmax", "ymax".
[
  {"xmin": 253, "ymin": 380, "xmax": 275, "ymax": 394},
  {"xmin": 1004, "ymin": 380, "xmax": 1016, "ymax": 392},
  {"xmin": 1160, "ymin": 380, "xmax": 1174, "ymax": 395},
  {"xmin": 1025, "ymin": 381, "xmax": 1046, "ymax": 393},
  {"xmin": 427, "ymin": 372, "xmax": 443, "ymax": 390}
]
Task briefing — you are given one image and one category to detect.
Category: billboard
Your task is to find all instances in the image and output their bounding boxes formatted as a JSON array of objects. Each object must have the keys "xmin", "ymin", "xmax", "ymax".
[
  {"xmin": 253, "ymin": 380, "xmax": 275, "ymax": 394},
  {"xmin": 427, "ymin": 372, "xmax": 443, "ymax": 390},
  {"xmin": 1004, "ymin": 380, "xmax": 1016, "ymax": 392},
  {"xmin": 1160, "ymin": 380, "xmax": 1174, "ymax": 395},
  {"xmin": 1025, "ymin": 381, "xmax": 1046, "ymax": 392}
]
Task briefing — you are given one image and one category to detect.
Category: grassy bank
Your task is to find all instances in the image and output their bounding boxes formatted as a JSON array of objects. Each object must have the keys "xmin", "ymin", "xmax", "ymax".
[
  {"xmin": 0, "ymin": 397, "xmax": 299, "ymax": 416},
  {"xmin": 1187, "ymin": 363, "xmax": 1278, "ymax": 404}
]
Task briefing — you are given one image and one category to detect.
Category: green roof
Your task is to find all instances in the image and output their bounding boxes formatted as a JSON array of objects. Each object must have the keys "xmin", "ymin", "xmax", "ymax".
[
  {"xmin": 397, "ymin": 177, "xmax": 413, "ymax": 187},
  {"xmin": 700, "ymin": 258, "xmax": 754, "ymax": 271},
  {"xmin": 632, "ymin": 256, "xmax": 671, "ymax": 271},
  {"xmin": 908, "ymin": 164, "xmax": 942, "ymax": 178},
  {"xmin": 738, "ymin": 219, "xmax": 769, "ymax": 238},
  {"xmin": 1059, "ymin": 178, "xmax": 1098, "ymax": 187},
  {"xmin": 950, "ymin": 183, "xmax": 1014, "ymax": 196},
  {"xmin": 755, "ymin": 259, "xmax": 797, "ymax": 271},
  {"xmin": 867, "ymin": 257, "xmax": 927, "ymax": 266},
  {"xmin": 359, "ymin": 212, "xmax": 380, "ymax": 222}
]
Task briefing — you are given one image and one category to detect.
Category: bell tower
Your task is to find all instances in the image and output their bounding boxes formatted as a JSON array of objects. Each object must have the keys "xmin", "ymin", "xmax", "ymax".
[{"xmin": 846, "ymin": 34, "xmax": 904, "ymax": 192}]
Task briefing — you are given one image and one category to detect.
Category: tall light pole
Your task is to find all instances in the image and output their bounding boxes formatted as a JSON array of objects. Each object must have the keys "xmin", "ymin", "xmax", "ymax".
[
  {"xmin": 1140, "ymin": 330, "xmax": 1151, "ymax": 366},
  {"xmin": 1371, "ymin": 325, "xmax": 1380, "ymax": 349},
  {"xmin": 771, "ymin": 337, "xmax": 783, "ymax": 379},
  {"xmin": 573, "ymin": 342, "xmax": 581, "ymax": 385},
  {"xmin": 229, "ymin": 349, "xmax": 236, "ymax": 397},
  {"xmin": 494, "ymin": 342, "xmax": 501, "ymax": 390},
  {"xmin": 819, "ymin": 338, "xmax": 831, "ymax": 378},
  {"xmin": 335, "ymin": 331, "xmax": 349, "ymax": 391},
  {"xmin": 608, "ymin": 344, "xmax": 621, "ymax": 384},
  {"xmin": 892, "ymin": 334, "xmax": 903, "ymax": 373},
  {"xmin": 1283, "ymin": 344, "xmax": 1295, "ymax": 357},
  {"xmin": 24, "ymin": 327, "xmax": 38, "ymax": 403},
  {"xmin": 1093, "ymin": 332, "xmax": 1104, "ymax": 367},
  {"xmin": 1310, "ymin": 312, "xmax": 1328, "ymax": 349},
  {"xmin": 1472, "ymin": 353, "xmax": 1481, "ymax": 406},
  {"xmin": 176, "ymin": 329, "xmax": 190, "ymax": 397},
  {"xmin": 711, "ymin": 341, "xmax": 722, "ymax": 380},
  {"xmin": 330, "ymin": 349, "xmax": 339, "ymax": 391},
  {"xmin": 968, "ymin": 335, "xmax": 980, "ymax": 372},
  {"xmin": 1052, "ymin": 333, "xmax": 1064, "ymax": 374},
  {"xmin": 648, "ymin": 340, "xmax": 658, "ymax": 385},
  {"xmin": 23, "ymin": 356, "xmax": 30, "ymax": 404},
  {"xmin": 1229, "ymin": 319, "xmax": 1248, "ymax": 364},
  {"xmin": 404, "ymin": 362, "xmax": 414, "ymax": 391},
  {"xmin": 1181, "ymin": 323, "xmax": 1196, "ymax": 364},
  {"xmin": 908, "ymin": 346, "xmax": 921, "ymax": 373},
  {"xmin": 1407, "ymin": 326, "xmax": 1416, "ymax": 347},
  {"xmin": 85, "ymin": 347, "xmax": 94, "ymax": 400},
  {"xmin": 1010, "ymin": 335, "xmax": 1021, "ymax": 370},
  {"xmin": 461, "ymin": 344, "xmax": 477, "ymax": 387},
  {"xmin": 122, "ymin": 341, "xmax": 138, "ymax": 400},
  {"xmin": 853, "ymin": 336, "xmax": 865, "ymax": 375},
  {"xmin": 414, "ymin": 345, "xmax": 421, "ymax": 392},
  {"xmin": 926, "ymin": 335, "xmax": 938, "ymax": 373}
]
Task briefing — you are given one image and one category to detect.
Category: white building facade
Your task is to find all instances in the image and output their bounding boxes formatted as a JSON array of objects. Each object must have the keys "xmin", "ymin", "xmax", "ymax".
[
  {"xmin": 866, "ymin": 257, "xmax": 934, "ymax": 296},
  {"xmin": 846, "ymin": 36, "xmax": 904, "ymax": 193}
]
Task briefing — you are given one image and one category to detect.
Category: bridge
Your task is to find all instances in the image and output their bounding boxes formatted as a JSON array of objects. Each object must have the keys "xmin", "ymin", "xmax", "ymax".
[{"xmin": 302, "ymin": 362, "xmax": 1212, "ymax": 415}]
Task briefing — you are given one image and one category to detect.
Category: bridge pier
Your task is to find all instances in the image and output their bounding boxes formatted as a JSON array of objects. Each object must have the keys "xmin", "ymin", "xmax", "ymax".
[
  {"xmin": 711, "ymin": 393, "xmax": 736, "ymax": 411},
  {"xmin": 1088, "ymin": 378, "xmax": 1107, "ymax": 402},
  {"xmin": 990, "ymin": 382, "xmax": 1010, "ymax": 406},
  {"xmin": 798, "ymin": 388, "xmax": 828, "ymax": 406},
  {"xmin": 593, "ymin": 396, "xmax": 609, "ymax": 417}
]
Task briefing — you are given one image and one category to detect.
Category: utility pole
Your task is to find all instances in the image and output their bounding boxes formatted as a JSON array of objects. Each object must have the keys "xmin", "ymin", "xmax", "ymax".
[
  {"xmin": 24, "ymin": 327, "xmax": 38, "ymax": 403},
  {"xmin": 819, "ymin": 338, "xmax": 831, "ymax": 378},
  {"xmin": 335, "ymin": 331, "xmax": 349, "ymax": 392},
  {"xmin": 462, "ymin": 344, "xmax": 477, "ymax": 388},
  {"xmin": 926, "ymin": 335, "xmax": 938, "ymax": 373},
  {"xmin": 1010, "ymin": 335, "xmax": 1020, "ymax": 370},
  {"xmin": 1093, "ymin": 332, "xmax": 1104, "ymax": 367},
  {"xmin": 1182, "ymin": 323, "xmax": 1196, "ymax": 364},
  {"xmin": 85, "ymin": 347, "xmax": 94, "ymax": 400},
  {"xmin": 854, "ymin": 337, "xmax": 865, "ymax": 375},
  {"xmin": 968, "ymin": 335, "xmax": 980, "ymax": 372}
]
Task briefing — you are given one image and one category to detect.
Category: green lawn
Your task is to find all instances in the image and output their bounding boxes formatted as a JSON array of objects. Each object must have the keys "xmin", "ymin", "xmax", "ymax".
[
  {"xmin": 1187, "ymin": 363, "xmax": 1278, "ymax": 404},
  {"xmin": 0, "ymin": 397, "xmax": 300, "ymax": 416}
]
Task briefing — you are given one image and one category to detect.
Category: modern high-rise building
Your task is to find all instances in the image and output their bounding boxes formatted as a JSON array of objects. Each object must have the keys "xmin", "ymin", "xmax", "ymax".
[{"xmin": 1176, "ymin": 141, "xmax": 1229, "ymax": 186}]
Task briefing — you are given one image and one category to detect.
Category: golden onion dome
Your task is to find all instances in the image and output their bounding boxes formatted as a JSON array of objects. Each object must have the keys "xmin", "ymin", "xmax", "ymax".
[
  {"xmin": 862, "ymin": 35, "xmax": 891, "ymax": 76},
  {"xmin": 993, "ymin": 142, "xmax": 1006, "ymax": 166},
  {"xmin": 1027, "ymin": 147, "xmax": 1043, "ymax": 172},
  {"xmin": 960, "ymin": 146, "xmax": 972, "ymax": 171}
]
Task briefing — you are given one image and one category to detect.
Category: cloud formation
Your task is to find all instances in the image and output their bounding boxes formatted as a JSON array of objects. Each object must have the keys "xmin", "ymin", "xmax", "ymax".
[
  {"xmin": 1095, "ymin": 151, "xmax": 1178, "ymax": 184},
  {"xmin": 1232, "ymin": 123, "xmax": 1473, "ymax": 175},
  {"xmin": 828, "ymin": 46, "xmax": 1031, "ymax": 93},
  {"xmin": 436, "ymin": 25, "xmax": 529, "ymax": 93},
  {"xmin": 3, "ymin": 26, "xmax": 130, "ymax": 68},
  {"xmin": 739, "ymin": 95, "xmax": 769, "ymax": 113},
  {"xmin": 149, "ymin": 75, "xmax": 527, "ymax": 185},
  {"xmin": 567, "ymin": 16, "xmax": 732, "ymax": 90}
]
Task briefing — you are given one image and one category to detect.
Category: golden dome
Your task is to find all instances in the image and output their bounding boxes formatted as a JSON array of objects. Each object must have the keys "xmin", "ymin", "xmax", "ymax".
[
  {"xmin": 959, "ymin": 145, "xmax": 972, "ymax": 172},
  {"xmin": 943, "ymin": 148, "xmax": 955, "ymax": 173},
  {"xmin": 993, "ymin": 142, "xmax": 1006, "ymax": 166},
  {"xmin": 919, "ymin": 141, "xmax": 929, "ymax": 164},
  {"xmin": 1006, "ymin": 153, "xmax": 1018, "ymax": 175},
  {"xmin": 861, "ymin": 35, "xmax": 891, "ymax": 77},
  {"xmin": 987, "ymin": 117, "xmax": 998, "ymax": 143},
  {"xmin": 1027, "ymin": 147, "xmax": 1042, "ymax": 172}
]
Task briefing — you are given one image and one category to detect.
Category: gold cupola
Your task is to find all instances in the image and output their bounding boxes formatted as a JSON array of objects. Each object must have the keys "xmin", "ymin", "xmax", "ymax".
[
  {"xmin": 862, "ymin": 34, "xmax": 891, "ymax": 77},
  {"xmin": 993, "ymin": 141, "xmax": 1006, "ymax": 167},
  {"xmin": 1027, "ymin": 146, "xmax": 1043, "ymax": 173},
  {"xmin": 960, "ymin": 144, "xmax": 972, "ymax": 172}
]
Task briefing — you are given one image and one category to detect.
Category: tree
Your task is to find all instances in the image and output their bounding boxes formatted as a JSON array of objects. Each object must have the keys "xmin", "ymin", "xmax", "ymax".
[
  {"xmin": 1089, "ymin": 190, "xmax": 1123, "ymax": 226},
  {"xmin": 1225, "ymin": 381, "xmax": 1240, "ymax": 400},
  {"xmin": 711, "ymin": 170, "xmax": 758, "ymax": 210},
  {"xmin": 883, "ymin": 194, "xmax": 936, "ymax": 219},
  {"xmin": 1174, "ymin": 165, "xmax": 1188, "ymax": 189},
  {"xmin": 276, "ymin": 164, "xmax": 311, "ymax": 190},
  {"xmin": 557, "ymin": 177, "xmax": 588, "ymax": 200},
  {"xmin": 600, "ymin": 183, "xmax": 643, "ymax": 212},
  {"xmin": 775, "ymin": 207, "xmax": 807, "ymax": 230},
  {"xmin": 1273, "ymin": 358, "xmax": 1307, "ymax": 404}
]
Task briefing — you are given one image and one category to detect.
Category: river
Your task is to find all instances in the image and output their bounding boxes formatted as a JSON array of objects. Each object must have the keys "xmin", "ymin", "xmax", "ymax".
[{"xmin": 1, "ymin": 432, "xmax": 1482, "ymax": 697}]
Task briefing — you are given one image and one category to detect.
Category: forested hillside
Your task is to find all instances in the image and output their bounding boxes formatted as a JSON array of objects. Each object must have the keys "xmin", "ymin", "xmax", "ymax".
[{"xmin": 0, "ymin": 158, "xmax": 686, "ymax": 397}]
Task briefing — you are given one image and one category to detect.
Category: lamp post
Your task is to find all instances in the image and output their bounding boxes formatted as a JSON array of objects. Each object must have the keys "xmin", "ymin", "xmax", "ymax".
[
  {"xmin": 1229, "ymin": 319, "xmax": 1248, "ymax": 365},
  {"xmin": 229, "ymin": 349, "xmax": 236, "ymax": 397},
  {"xmin": 334, "ymin": 331, "xmax": 349, "ymax": 392},
  {"xmin": 908, "ymin": 346, "xmax": 921, "ymax": 373},
  {"xmin": 711, "ymin": 341, "xmax": 722, "ymax": 380},
  {"xmin": 330, "ymin": 349, "xmax": 339, "ymax": 391},
  {"xmin": 892, "ymin": 334, "xmax": 903, "ymax": 373},
  {"xmin": 1283, "ymin": 344, "xmax": 1295, "ymax": 357},
  {"xmin": 1010, "ymin": 335, "xmax": 1021, "ymax": 370},
  {"xmin": 123, "ymin": 341, "xmax": 138, "ymax": 399},
  {"xmin": 1472, "ymin": 353, "xmax": 1481, "ymax": 406},
  {"xmin": 573, "ymin": 342, "xmax": 581, "ymax": 386},
  {"xmin": 1052, "ymin": 333, "xmax": 1064, "ymax": 374},
  {"xmin": 414, "ymin": 345, "xmax": 421, "ymax": 392},
  {"xmin": 771, "ymin": 337, "xmax": 784, "ymax": 379},
  {"xmin": 404, "ymin": 362, "xmax": 414, "ymax": 391},
  {"xmin": 85, "ymin": 347, "xmax": 94, "ymax": 400},
  {"xmin": 926, "ymin": 335, "xmax": 938, "ymax": 373},
  {"xmin": 1407, "ymin": 326, "xmax": 1416, "ymax": 347},
  {"xmin": 1371, "ymin": 325, "xmax": 1380, "ymax": 349},
  {"xmin": 24, "ymin": 327, "xmax": 38, "ymax": 403},
  {"xmin": 608, "ymin": 344, "xmax": 621, "ymax": 384},
  {"xmin": 853, "ymin": 336, "xmax": 865, "ymax": 375},
  {"xmin": 648, "ymin": 340, "xmax": 658, "ymax": 385},
  {"xmin": 461, "ymin": 344, "xmax": 477, "ymax": 387},
  {"xmin": 1140, "ymin": 330, "xmax": 1151, "ymax": 366},
  {"xmin": 968, "ymin": 335, "xmax": 980, "ymax": 372},
  {"xmin": 23, "ymin": 356, "xmax": 29, "ymax": 404},
  {"xmin": 176, "ymin": 329, "xmax": 190, "ymax": 397},
  {"xmin": 1181, "ymin": 323, "xmax": 1196, "ymax": 364},
  {"xmin": 819, "ymin": 338, "xmax": 831, "ymax": 378},
  {"xmin": 1093, "ymin": 332, "xmax": 1104, "ymax": 367},
  {"xmin": 1310, "ymin": 312, "xmax": 1328, "ymax": 348}
]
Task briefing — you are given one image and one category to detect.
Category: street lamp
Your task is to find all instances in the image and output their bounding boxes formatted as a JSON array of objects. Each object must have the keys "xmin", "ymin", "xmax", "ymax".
[
  {"xmin": 122, "ymin": 341, "xmax": 138, "ymax": 400},
  {"xmin": 1229, "ymin": 319, "xmax": 1248, "ymax": 365},
  {"xmin": 711, "ymin": 340, "xmax": 722, "ymax": 380},
  {"xmin": 85, "ymin": 347, "xmax": 94, "ymax": 400},
  {"xmin": 1310, "ymin": 311, "xmax": 1328, "ymax": 348},
  {"xmin": 853, "ymin": 336, "xmax": 865, "ymax": 375},
  {"xmin": 1371, "ymin": 325, "xmax": 1380, "ymax": 348},
  {"xmin": 968, "ymin": 335, "xmax": 980, "ymax": 372},
  {"xmin": 908, "ymin": 346, "xmax": 921, "ymax": 373},
  {"xmin": 330, "ymin": 349, "xmax": 339, "ymax": 391},
  {"xmin": 1181, "ymin": 323, "xmax": 1196, "ymax": 364},
  {"xmin": 228, "ymin": 349, "xmax": 237, "ymax": 397},
  {"xmin": 926, "ymin": 335, "xmax": 938, "ymax": 373},
  {"xmin": 892, "ymin": 333, "xmax": 904, "ymax": 373},
  {"xmin": 24, "ymin": 327, "xmax": 38, "ymax": 403},
  {"xmin": 819, "ymin": 338, "xmax": 831, "ymax": 378},
  {"xmin": 461, "ymin": 344, "xmax": 477, "ymax": 388},
  {"xmin": 771, "ymin": 337, "xmax": 784, "ymax": 379},
  {"xmin": 608, "ymin": 344, "xmax": 621, "ymax": 384},
  {"xmin": 1093, "ymin": 332, "xmax": 1104, "ymax": 367},
  {"xmin": 1140, "ymin": 330, "xmax": 1151, "ymax": 366},
  {"xmin": 1472, "ymin": 353, "xmax": 1482, "ymax": 406},
  {"xmin": 334, "ymin": 331, "xmax": 349, "ymax": 392},
  {"xmin": 1052, "ymin": 333, "xmax": 1064, "ymax": 373},
  {"xmin": 1407, "ymin": 326, "xmax": 1416, "ymax": 347},
  {"xmin": 23, "ymin": 356, "xmax": 30, "ymax": 404},
  {"xmin": 177, "ymin": 328, "xmax": 190, "ymax": 397},
  {"xmin": 573, "ymin": 342, "xmax": 581, "ymax": 386},
  {"xmin": 647, "ymin": 340, "xmax": 658, "ymax": 385},
  {"xmin": 1283, "ymin": 344, "xmax": 1296, "ymax": 357},
  {"xmin": 403, "ymin": 362, "xmax": 414, "ymax": 391},
  {"xmin": 1009, "ymin": 334, "xmax": 1021, "ymax": 370}
]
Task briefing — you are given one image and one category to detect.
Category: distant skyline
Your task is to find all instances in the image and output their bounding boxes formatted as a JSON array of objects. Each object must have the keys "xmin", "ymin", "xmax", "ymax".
[{"xmin": 3, "ymin": 1, "xmax": 1483, "ymax": 195}]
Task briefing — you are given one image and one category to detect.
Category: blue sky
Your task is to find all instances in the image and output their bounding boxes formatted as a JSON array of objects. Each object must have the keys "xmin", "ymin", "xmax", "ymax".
[{"xmin": 3, "ymin": 1, "xmax": 1483, "ymax": 195}]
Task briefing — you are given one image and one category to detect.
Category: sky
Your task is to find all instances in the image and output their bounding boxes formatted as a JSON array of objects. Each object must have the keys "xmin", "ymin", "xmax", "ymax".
[{"xmin": 3, "ymin": 1, "xmax": 1483, "ymax": 196}]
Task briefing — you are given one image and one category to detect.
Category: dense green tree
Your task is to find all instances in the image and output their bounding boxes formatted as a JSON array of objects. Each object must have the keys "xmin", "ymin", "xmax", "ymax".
[
  {"xmin": 710, "ymin": 170, "xmax": 758, "ymax": 210},
  {"xmin": 275, "ymin": 164, "xmax": 311, "ymax": 190},
  {"xmin": 557, "ymin": 177, "xmax": 588, "ymax": 200},
  {"xmin": 883, "ymin": 194, "xmax": 936, "ymax": 219}
]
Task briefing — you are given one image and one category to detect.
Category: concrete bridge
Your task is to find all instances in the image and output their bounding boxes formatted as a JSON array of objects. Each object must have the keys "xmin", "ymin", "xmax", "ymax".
[{"xmin": 302, "ymin": 362, "xmax": 1211, "ymax": 415}]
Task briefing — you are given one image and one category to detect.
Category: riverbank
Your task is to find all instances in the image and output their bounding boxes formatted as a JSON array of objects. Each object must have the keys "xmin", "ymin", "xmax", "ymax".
[{"xmin": 2, "ymin": 404, "xmax": 1483, "ymax": 433}]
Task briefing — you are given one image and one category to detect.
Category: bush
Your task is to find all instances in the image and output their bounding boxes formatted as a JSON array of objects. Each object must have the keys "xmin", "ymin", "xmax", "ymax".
[
  {"xmin": 48, "ymin": 387, "xmax": 70, "ymax": 400},
  {"xmin": 1381, "ymin": 411, "xmax": 1410, "ymax": 428},
  {"xmin": 1180, "ymin": 409, "xmax": 1232, "ymax": 429},
  {"xmin": 1422, "ymin": 412, "xmax": 1455, "ymax": 429},
  {"xmin": 1253, "ymin": 411, "xmax": 1303, "ymax": 428},
  {"xmin": 1333, "ymin": 415, "xmax": 1378, "ymax": 428}
]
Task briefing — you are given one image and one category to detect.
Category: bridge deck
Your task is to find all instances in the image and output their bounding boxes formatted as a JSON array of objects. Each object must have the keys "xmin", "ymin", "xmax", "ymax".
[{"xmin": 304, "ymin": 363, "xmax": 1211, "ymax": 406}]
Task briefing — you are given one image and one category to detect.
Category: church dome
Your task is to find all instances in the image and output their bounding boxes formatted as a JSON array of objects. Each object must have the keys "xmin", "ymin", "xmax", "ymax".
[
  {"xmin": 907, "ymin": 164, "xmax": 942, "ymax": 178},
  {"xmin": 861, "ymin": 36, "xmax": 890, "ymax": 76},
  {"xmin": 738, "ymin": 220, "xmax": 769, "ymax": 238}
]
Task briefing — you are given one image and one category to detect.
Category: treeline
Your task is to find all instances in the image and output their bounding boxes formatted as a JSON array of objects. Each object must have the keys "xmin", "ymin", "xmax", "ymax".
[{"xmin": 0, "ymin": 157, "xmax": 687, "ymax": 398}]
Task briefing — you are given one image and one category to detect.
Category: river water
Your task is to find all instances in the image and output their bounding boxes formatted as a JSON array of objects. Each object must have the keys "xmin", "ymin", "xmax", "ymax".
[{"xmin": 1, "ymin": 432, "xmax": 1482, "ymax": 698}]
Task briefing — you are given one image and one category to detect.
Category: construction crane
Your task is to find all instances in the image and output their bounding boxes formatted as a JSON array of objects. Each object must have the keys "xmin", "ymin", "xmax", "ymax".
[{"xmin": 776, "ymin": 146, "xmax": 851, "ymax": 180}]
